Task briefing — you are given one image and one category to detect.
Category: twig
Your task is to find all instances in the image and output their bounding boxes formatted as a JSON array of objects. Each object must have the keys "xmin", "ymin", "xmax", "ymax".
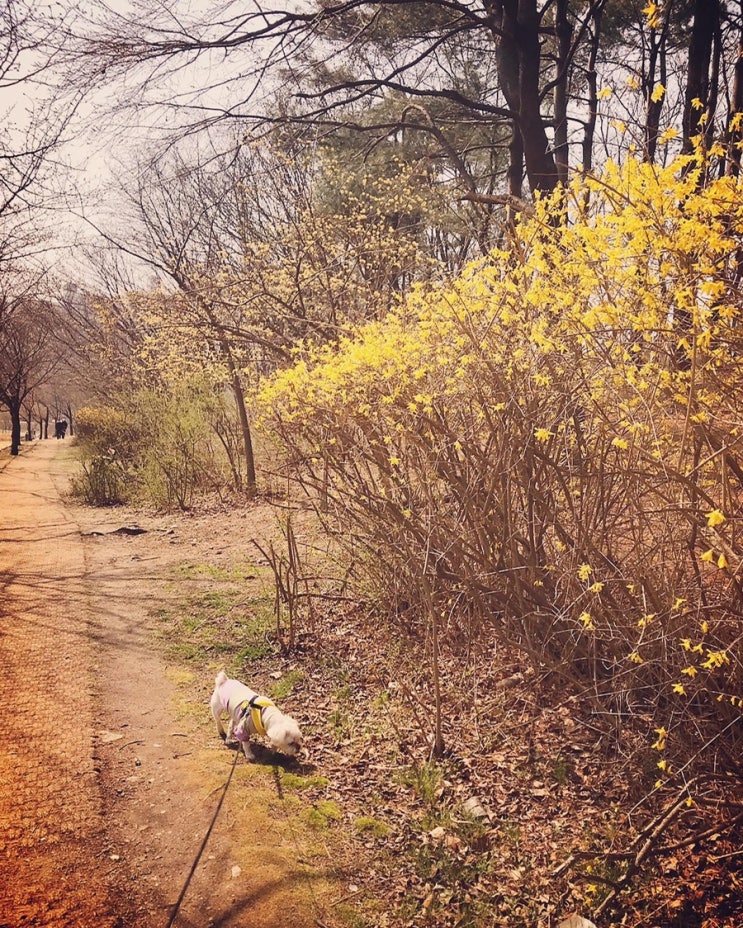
[{"xmin": 594, "ymin": 784, "xmax": 694, "ymax": 917}]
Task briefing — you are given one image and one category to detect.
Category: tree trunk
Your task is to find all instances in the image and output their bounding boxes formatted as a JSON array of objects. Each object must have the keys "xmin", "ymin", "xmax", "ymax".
[
  {"xmin": 489, "ymin": 0, "xmax": 558, "ymax": 196},
  {"xmin": 9, "ymin": 402, "xmax": 21, "ymax": 456},
  {"xmin": 581, "ymin": 3, "xmax": 603, "ymax": 178},
  {"xmin": 553, "ymin": 0, "xmax": 571, "ymax": 186},
  {"xmin": 683, "ymin": 0, "xmax": 720, "ymax": 155},
  {"xmin": 211, "ymin": 318, "xmax": 257, "ymax": 494},
  {"xmin": 726, "ymin": 23, "xmax": 743, "ymax": 176},
  {"xmin": 644, "ymin": 18, "xmax": 669, "ymax": 163}
]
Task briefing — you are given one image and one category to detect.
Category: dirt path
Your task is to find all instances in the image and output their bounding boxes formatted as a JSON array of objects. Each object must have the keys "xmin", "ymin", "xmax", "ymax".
[{"xmin": 0, "ymin": 441, "xmax": 337, "ymax": 928}]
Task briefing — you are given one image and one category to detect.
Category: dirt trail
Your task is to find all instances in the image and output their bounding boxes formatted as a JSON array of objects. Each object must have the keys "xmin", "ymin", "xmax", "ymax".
[{"xmin": 0, "ymin": 441, "xmax": 336, "ymax": 928}]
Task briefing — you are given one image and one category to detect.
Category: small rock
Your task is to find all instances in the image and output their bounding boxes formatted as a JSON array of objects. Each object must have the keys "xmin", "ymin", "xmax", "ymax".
[
  {"xmin": 558, "ymin": 917, "xmax": 598, "ymax": 928},
  {"xmin": 461, "ymin": 796, "xmax": 492, "ymax": 820}
]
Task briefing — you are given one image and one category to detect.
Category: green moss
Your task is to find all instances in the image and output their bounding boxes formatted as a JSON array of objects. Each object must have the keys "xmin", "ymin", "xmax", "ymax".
[
  {"xmin": 269, "ymin": 669, "xmax": 304, "ymax": 701},
  {"xmin": 304, "ymin": 800, "xmax": 341, "ymax": 829},
  {"xmin": 353, "ymin": 815, "xmax": 390, "ymax": 838},
  {"xmin": 280, "ymin": 772, "xmax": 330, "ymax": 791}
]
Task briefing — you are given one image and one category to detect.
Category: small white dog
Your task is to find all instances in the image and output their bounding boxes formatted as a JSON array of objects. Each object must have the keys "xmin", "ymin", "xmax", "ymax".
[{"xmin": 210, "ymin": 670, "xmax": 303, "ymax": 761}]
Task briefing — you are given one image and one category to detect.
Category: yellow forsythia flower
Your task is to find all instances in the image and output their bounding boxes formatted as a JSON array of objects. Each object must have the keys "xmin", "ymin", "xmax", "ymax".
[
  {"xmin": 707, "ymin": 509, "xmax": 726, "ymax": 527},
  {"xmin": 651, "ymin": 83, "xmax": 666, "ymax": 102},
  {"xmin": 577, "ymin": 563, "xmax": 593, "ymax": 581},
  {"xmin": 534, "ymin": 428, "xmax": 552, "ymax": 442},
  {"xmin": 579, "ymin": 611, "xmax": 595, "ymax": 631},
  {"xmin": 700, "ymin": 549, "xmax": 715, "ymax": 562},
  {"xmin": 672, "ymin": 683, "xmax": 686, "ymax": 695},
  {"xmin": 681, "ymin": 666, "xmax": 698, "ymax": 678},
  {"xmin": 611, "ymin": 437, "xmax": 629, "ymax": 450},
  {"xmin": 702, "ymin": 650, "xmax": 729, "ymax": 670},
  {"xmin": 718, "ymin": 554, "xmax": 728, "ymax": 569},
  {"xmin": 652, "ymin": 727, "xmax": 667, "ymax": 750},
  {"xmin": 629, "ymin": 652, "xmax": 644, "ymax": 664},
  {"xmin": 643, "ymin": 2, "xmax": 660, "ymax": 27}
]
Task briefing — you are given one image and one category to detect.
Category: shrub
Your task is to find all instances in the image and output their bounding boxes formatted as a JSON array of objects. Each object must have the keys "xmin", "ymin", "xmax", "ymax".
[
  {"xmin": 258, "ymin": 154, "xmax": 743, "ymax": 781},
  {"xmin": 73, "ymin": 381, "xmax": 242, "ymax": 509}
]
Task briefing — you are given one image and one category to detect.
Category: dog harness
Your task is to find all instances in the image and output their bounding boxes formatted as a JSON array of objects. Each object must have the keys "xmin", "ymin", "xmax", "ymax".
[{"xmin": 238, "ymin": 694, "xmax": 274, "ymax": 738}]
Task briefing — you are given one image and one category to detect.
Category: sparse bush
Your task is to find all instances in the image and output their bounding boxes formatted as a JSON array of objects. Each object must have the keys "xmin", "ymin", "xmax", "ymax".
[
  {"xmin": 70, "ymin": 454, "xmax": 129, "ymax": 505},
  {"xmin": 72, "ymin": 379, "xmax": 246, "ymax": 509}
]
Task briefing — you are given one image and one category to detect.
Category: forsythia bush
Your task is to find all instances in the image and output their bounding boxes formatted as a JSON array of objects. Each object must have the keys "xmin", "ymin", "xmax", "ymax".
[{"xmin": 258, "ymin": 155, "xmax": 743, "ymax": 779}]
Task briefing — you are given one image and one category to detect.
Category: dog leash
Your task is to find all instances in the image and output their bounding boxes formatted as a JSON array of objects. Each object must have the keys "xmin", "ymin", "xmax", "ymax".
[{"xmin": 164, "ymin": 747, "xmax": 240, "ymax": 928}]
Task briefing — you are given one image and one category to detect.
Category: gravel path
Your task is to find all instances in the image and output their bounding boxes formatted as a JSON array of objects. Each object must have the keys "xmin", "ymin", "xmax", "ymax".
[{"xmin": 0, "ymin": 440, "xmax": 119, "ymax": 927}]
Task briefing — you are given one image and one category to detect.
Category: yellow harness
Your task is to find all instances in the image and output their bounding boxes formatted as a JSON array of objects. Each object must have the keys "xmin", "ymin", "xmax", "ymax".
[{"xmin": 240, "ymin": 695, "xmax": 274, "ymax": 737}]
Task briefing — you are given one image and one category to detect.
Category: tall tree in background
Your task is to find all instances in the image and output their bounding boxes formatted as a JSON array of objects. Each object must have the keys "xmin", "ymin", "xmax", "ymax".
[
  {"xmin": 0, "ymin": 292, "xmax": 60, "ymax": 454},
  {"xmin": 61, "ymin": 0, "xmax": 743, "ymax": 232}
]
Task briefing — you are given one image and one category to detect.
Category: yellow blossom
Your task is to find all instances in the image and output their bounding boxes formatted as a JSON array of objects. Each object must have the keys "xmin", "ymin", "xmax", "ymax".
[
  {"xmin": 579, "ymin": 611, "xmax": 595, "ymax": 631},
  {"xmin": 702, "ymin": 650, "xmax": 729, "ymax": 670},
  {"xmin": 577, "ymin": 564, "xmax": 593, "ymax": 582},
  {"xmin": 651, "ymin": 83, "xmax": 666, "ymax": 103},
  {"xmin": 534, "ymin": 428, "xmax": 553, "ymax": 442},
  {"xmin": 672, "ymin": 683, "xmax": 686, "ymax": 695},
  {"xmin": 707, "ymin": 509, "xmax": 726, "ymax": 527},
  {"xmin": 652, "ymin": 727, "xmax": 667, "ymax": 750},
  {"xmin": 718, "ymin": 554, "xmax": 728, "ymax": 569},
  {"xmin": 681, "ymin": 666, "xmax": 698, "ymax": 678},
  {"xmin": 629, "ymin": 652, "xmax": 644, "ymax": 664},
  {"xmin": 611, "ymin": 437, "xmax": 629, "ymax": 450},
  {"xmin": 700, "ymin": 549, "xmax": 715, "ymax": 563}
]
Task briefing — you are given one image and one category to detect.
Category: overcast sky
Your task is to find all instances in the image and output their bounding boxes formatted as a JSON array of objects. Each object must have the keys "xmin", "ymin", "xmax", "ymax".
[{"xmin": 0, "ymin": 1, "xmax": 285, "ymax": 282}]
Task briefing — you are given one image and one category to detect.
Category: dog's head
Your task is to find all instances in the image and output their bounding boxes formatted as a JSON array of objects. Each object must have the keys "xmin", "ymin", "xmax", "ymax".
[{"xmin": 268, "ymin": 715, "xmax": 303, "ymax": 757}]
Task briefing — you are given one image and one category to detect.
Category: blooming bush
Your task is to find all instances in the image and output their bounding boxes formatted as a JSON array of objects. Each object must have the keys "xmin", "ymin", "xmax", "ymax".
[{"xmin": 258, "ymin": 155, "xmax": 743, "ymax": 778}]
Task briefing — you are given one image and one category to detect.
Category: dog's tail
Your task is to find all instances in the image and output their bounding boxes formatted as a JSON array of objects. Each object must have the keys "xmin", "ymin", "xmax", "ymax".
[{"xmin": 215, "ymin": 669, "xmax": 228, "ymax": 688}]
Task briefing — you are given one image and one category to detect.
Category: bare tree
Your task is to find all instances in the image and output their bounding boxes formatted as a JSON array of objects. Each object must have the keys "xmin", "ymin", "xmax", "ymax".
[{"xmin": 0, "ymin": 290, "xmax": 61, "ymax": 454}]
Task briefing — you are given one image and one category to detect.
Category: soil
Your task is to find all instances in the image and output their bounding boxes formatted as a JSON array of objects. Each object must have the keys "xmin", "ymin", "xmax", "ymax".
[{"xmin": 0, "ymin": 440, "xmax": 339, "ymax": 928}]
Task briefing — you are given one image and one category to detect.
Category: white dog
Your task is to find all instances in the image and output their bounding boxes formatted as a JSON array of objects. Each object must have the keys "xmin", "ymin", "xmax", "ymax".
[{"xmin": 210, "ymin": 670, "xmax": 303, "ymax": 761}]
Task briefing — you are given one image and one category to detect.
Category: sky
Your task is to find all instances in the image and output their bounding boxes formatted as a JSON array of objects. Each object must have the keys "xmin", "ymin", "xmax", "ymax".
[{"xmin": 0, "ymin": 0, "xmax": 281, "ymax": 283}]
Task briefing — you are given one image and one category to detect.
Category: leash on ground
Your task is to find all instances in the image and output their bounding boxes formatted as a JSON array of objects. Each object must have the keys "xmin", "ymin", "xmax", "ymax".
[
  {"xmin": 165, "ymin": 747, "xmax": 240, "ymax": 928},
  {"xmin": 271, "ymin": 764, "xmax": 332, "ymax": 928}
]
